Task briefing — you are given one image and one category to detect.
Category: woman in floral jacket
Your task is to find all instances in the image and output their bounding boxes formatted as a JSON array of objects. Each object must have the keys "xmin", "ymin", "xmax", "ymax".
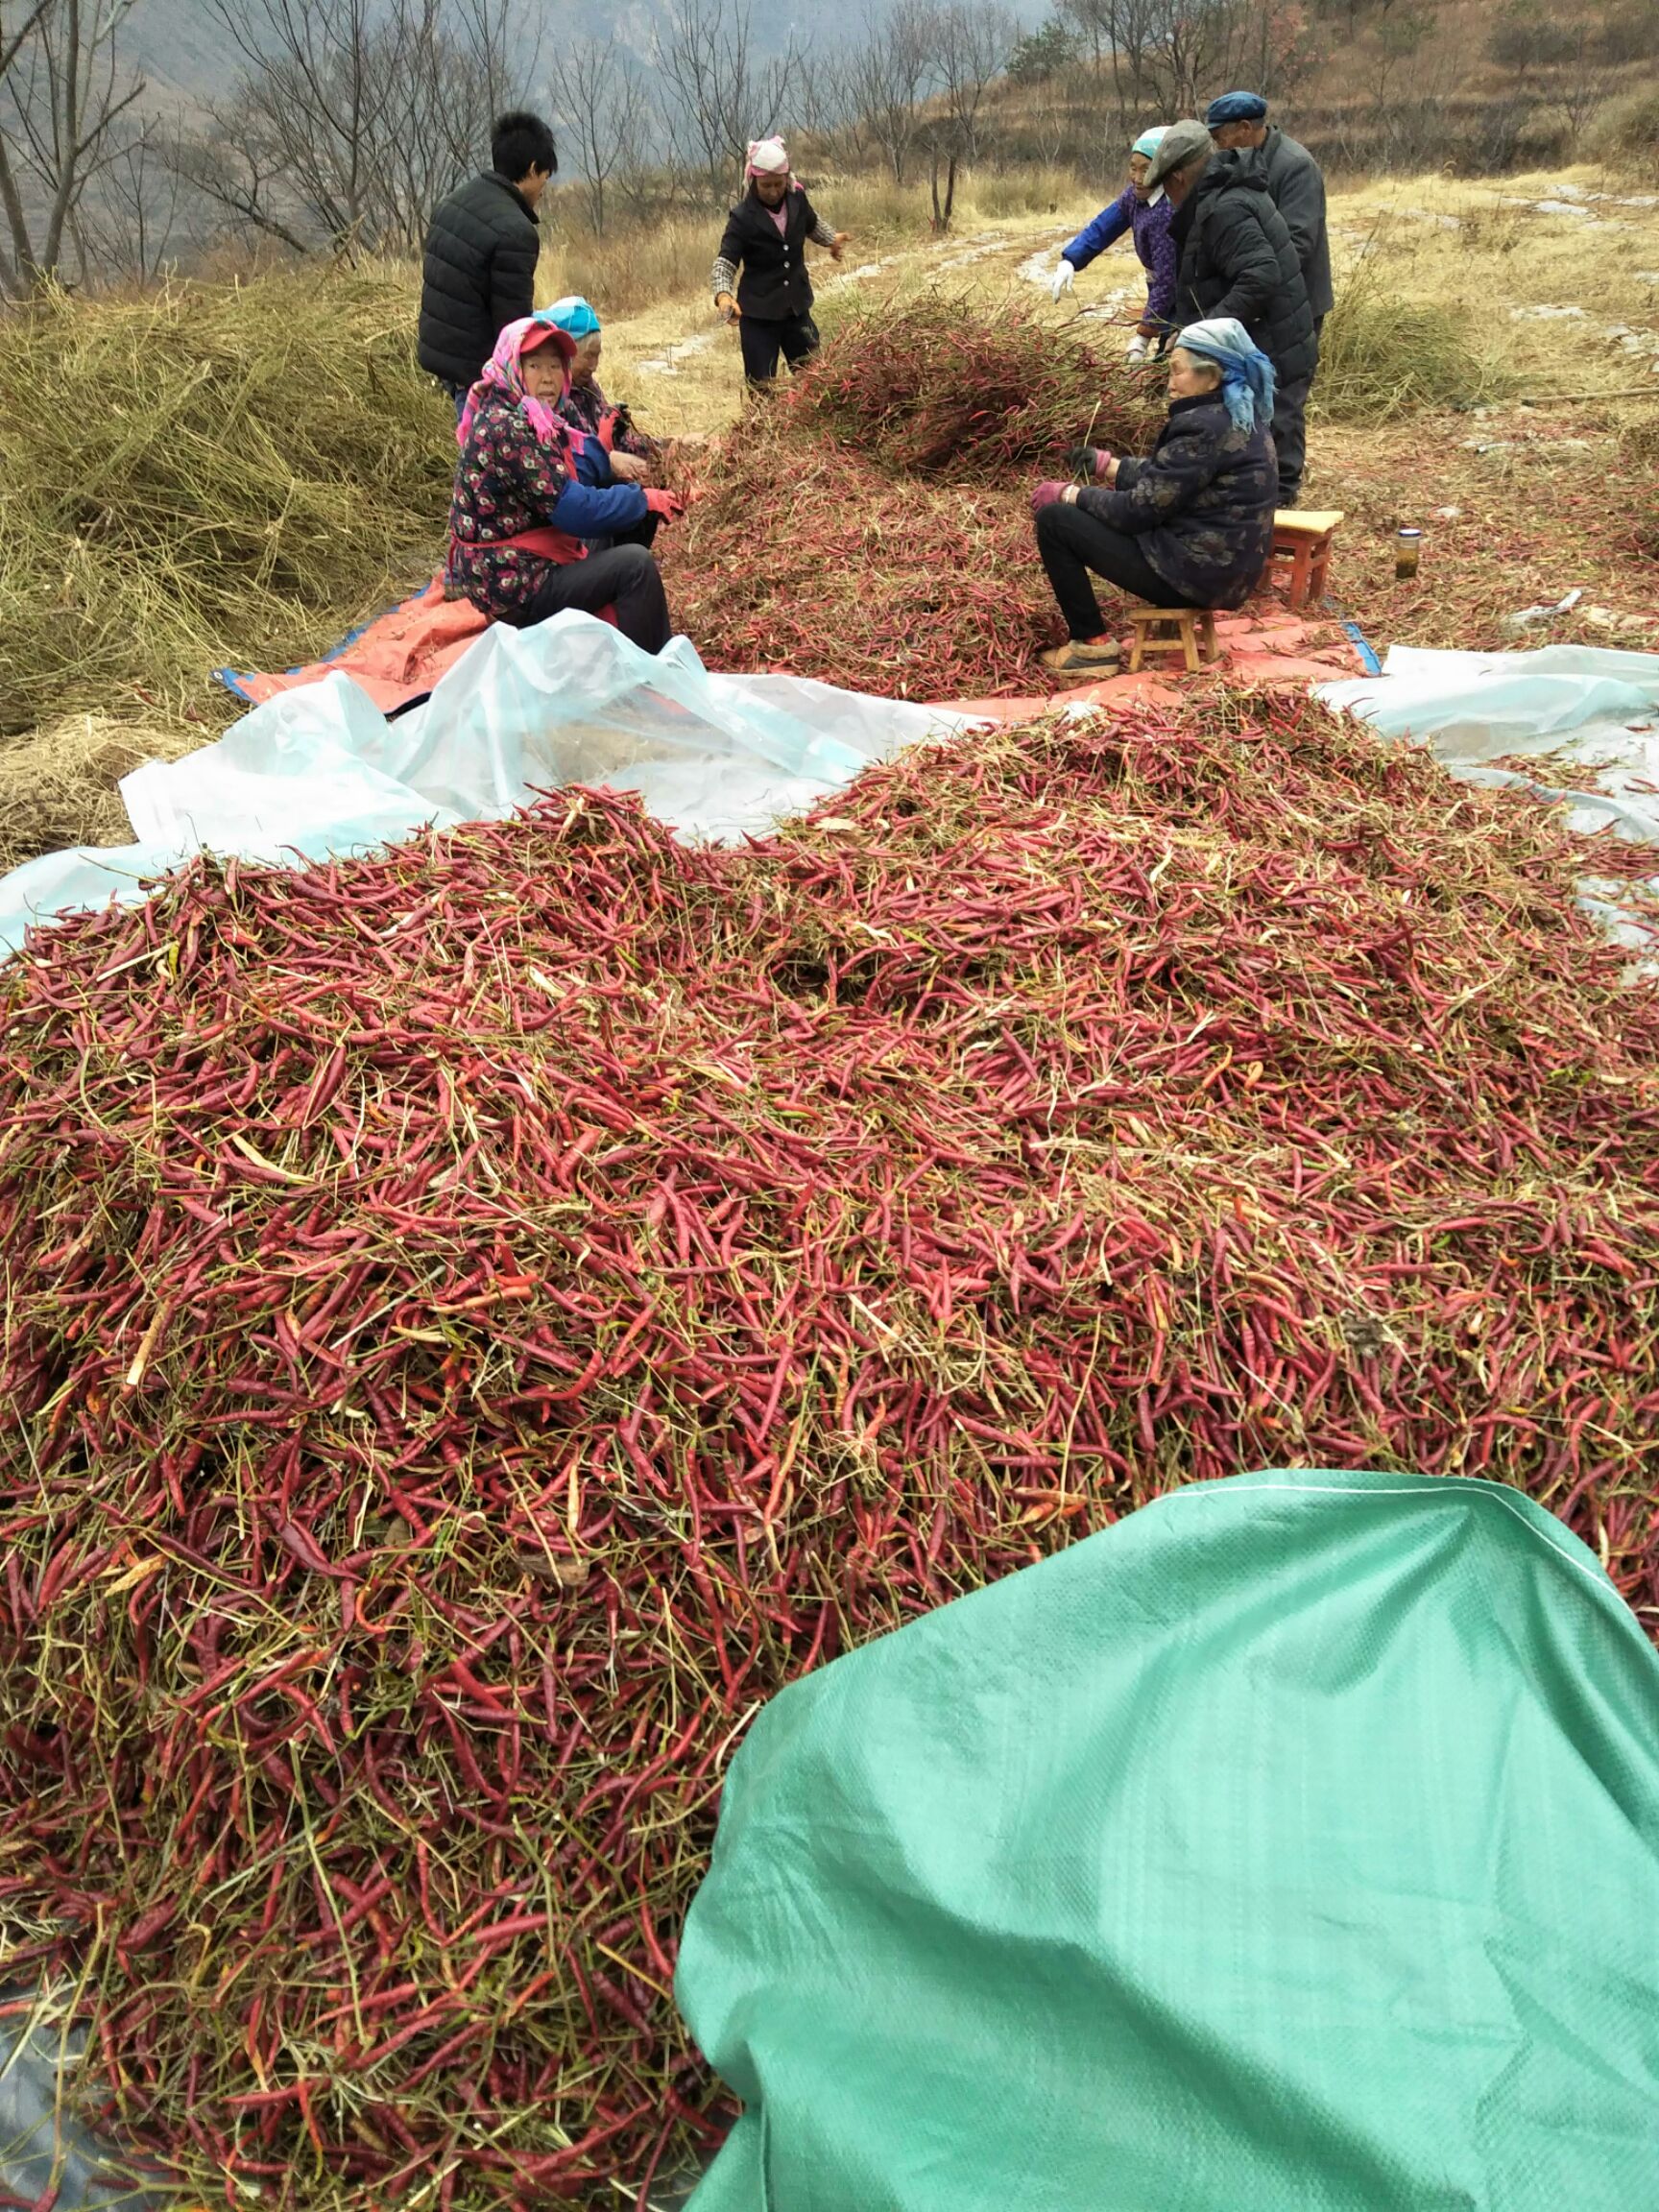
[{"xmin": 446, "ymin": 316, "xmax": 680, "ymax": 653}]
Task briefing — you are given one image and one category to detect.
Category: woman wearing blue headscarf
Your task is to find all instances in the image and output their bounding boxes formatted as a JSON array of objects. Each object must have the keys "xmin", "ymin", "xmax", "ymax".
[
  {"xmin": 1031, "ymin": 317, "xmax": 1278, "ymax": 674},
  {"xmin": 1050, "ymin": 127, "xmax": 1178, "ymax": 360},
  {"xmin": 543, "ymin": 294, "xmax": 669, "ymax": 549}
]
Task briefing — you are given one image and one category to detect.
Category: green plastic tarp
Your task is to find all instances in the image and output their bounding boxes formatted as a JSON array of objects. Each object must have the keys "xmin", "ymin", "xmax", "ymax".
[{"xmin": 677, "ymin": 1469, "xmax": 1659, "ymax": 2210}]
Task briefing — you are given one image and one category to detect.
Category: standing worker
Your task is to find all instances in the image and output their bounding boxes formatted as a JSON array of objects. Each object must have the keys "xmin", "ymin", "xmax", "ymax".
[
  {"xmin": 710, "ymin": 138, "xmax": 849, "ymax": 387},
  {"xmin": 1144, "ymin": 119, "xmax": 1317, "ymax": 507},
  {"xmin": 1049, "ymin": 127, "xmax": 1178, "ymax": 362},
  {"xmin": 420, "ymin": 112, "xmax": 558, "ymax": 417},
  {"xmin": 1205, "ymin": 92, "xmax": 1334, "ymax": 335}
]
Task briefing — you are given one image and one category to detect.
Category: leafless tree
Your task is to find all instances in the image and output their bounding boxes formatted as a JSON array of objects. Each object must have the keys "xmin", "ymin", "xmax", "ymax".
[
  {"xmin": 0, "ymin": 0, "xmax": 147, "ymax": 286},
  {"xmin": 547, "ymin": 36, "xmax": 654, "ymax": 235},
  {"xmin": 74, "ymin": 111, "xmax": 188, "ymax": 279},
  {"xmin": 795, "ymin": 44, "xmax": 872, "ymax": 168},
  {"xmin": 169, "ymin": 0, "xmax": 534, "ymax": 257},
  {"xmin": 850, "ymin": 0, "xmax": 935, "ymax": 186},
  {"xmin": 917, "ymin": 0, "xmax": 1013, "ymax": 230},
  {"xmin": 933, "ymin": 1, "xmax": 1013, "ymax": 165},
  {"xmin": 657, "ymin": 0, "xmax": 798, "ymax": 207},
  {"xmin": 1553, "ymin": 20, "xmax": 1614, "ymax": 154}
]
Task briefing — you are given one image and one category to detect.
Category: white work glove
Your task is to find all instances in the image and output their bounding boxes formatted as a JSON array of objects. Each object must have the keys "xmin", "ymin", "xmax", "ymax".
[
  {"xmin": 1049, "ymin": 260, "xmax": 1075, "ymax": 301},
  {"xmin": 1126, "ymin": 331, "xmax": 1149, "ymax": 363}
]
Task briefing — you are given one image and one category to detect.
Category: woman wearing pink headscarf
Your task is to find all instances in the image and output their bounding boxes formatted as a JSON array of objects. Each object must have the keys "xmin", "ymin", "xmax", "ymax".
[
  {"xmin": 446, "ymin": 315, "xmax": 681, "ymax": 653},
  {"xmin": 709, "ymin": 136, "xmax": 849, "ymax": 386}
]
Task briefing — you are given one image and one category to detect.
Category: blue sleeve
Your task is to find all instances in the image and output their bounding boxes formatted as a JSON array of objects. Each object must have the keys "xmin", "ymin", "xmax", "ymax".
[
  {"xmin": 1063, "ymin": 188, "xmax": 1134, "ymax": 271},
  {"xmin": 549, "ymin": 479, "xmax": 650, "ymax": 537},
  {"xmin": 569, "ymin": 433, "xmax": 611, "ymax": 488}
]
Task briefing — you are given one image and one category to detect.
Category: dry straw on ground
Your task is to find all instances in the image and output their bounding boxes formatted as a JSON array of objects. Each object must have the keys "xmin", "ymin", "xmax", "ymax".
[{"xmin": 0, "ymin": 267, "xmax": 449, "ymax": 740}]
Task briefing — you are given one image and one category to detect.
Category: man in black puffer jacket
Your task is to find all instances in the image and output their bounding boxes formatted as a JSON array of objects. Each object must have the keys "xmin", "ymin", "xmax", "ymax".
[
  {"xmin": 1146, "ymin": 122, "xmax": 1317, "ymax": 505},
  {"xmin": 419, "ymin": 112, "xmax": 557, "ymax": 413}
]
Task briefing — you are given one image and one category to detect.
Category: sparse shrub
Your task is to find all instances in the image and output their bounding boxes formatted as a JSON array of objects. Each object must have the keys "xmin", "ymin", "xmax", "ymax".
[{"xmin": 1314, "ymin": 267, "xmax": 1514, "ymax": 421}]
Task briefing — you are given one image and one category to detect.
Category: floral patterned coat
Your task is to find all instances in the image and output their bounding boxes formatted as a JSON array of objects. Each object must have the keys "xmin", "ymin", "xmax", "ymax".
[{"xmin": 445, "ymin": 387, "xmax": 647, "ymax": 619}]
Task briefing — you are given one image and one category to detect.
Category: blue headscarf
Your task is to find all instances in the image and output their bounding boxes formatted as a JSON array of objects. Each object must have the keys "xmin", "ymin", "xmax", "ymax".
[
  {"xmin": 1206, "ymin": 90, "xmax": 1268, "ymax": 126},
  {"xmin": 542, "ymin": 295, "xmax": 602, "ymax": 340},
  {"xmin": 1174, "ymin": 318, "xmax": 1277, "ymax": 434},
  {"xmin": 1131, "ymin": 125, "xmax": 1166, "ymax": 158}
]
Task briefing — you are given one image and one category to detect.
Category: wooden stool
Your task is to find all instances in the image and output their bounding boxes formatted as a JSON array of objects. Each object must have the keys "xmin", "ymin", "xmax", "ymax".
[
  {"xmin": 1126, "ymin": 606, "xmax": 1216, "ymax": 674},
  {"xmin": 1270, "ymin": 508, "xmax": 1345, "ymax": 611}
]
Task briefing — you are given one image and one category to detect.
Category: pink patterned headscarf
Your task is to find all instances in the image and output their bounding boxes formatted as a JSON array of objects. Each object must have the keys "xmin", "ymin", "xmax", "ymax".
[
  {"xmin": 745, "ymin": 135, "xmax": 796, "ymax": 186},
  {"xmin": 457, "ymin": 316, "xmax": 578, "ymax": 454}
]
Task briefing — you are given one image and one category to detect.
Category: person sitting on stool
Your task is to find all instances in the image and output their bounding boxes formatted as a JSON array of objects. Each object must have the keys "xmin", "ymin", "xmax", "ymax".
[
  {"xmin": 710, "ymin": 137, "xmax": 848, "ymax": 387},
  {"xmin": 447, "ymin": 315, "xmax": 681, "ymax": 654},
  {"xmin": 1031, "ymin": 317, "xmax": 1278, "ymax": 677}
]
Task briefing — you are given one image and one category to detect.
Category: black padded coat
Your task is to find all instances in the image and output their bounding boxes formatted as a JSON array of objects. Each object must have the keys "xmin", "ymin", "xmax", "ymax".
[
  {"xmin": 1253, "ymin": 128, "xmax": 1333, "ymax": 320},
  {"xmin": 1172, "ymin": 156, "xmax": 1317, "ymax": 385},
  {"xmin": 716, "ymin": 188, "xmax": 824, "ymax": 321},
  {"xmin": 418, "ymin": 172, "xmax": 541, "ymax": 390},
  {"xmin": 1076, "ymin": 392, "xmax": 1277, "ymax": 610}
]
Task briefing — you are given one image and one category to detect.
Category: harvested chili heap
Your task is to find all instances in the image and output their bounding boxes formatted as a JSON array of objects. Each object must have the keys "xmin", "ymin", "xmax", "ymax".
[
  {"xmin": 2, "ymin": 695, "xmax": 1657, "ymax": 2206},
  {"xmin": 661, "ymin": 297, "xmax": 1165, "ymax": 696}
]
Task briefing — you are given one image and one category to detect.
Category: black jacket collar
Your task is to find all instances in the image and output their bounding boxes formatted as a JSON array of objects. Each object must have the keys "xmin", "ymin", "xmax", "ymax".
[{"xmin": 483, "ymin": 170, "xmax": 539, "ymax": 224}]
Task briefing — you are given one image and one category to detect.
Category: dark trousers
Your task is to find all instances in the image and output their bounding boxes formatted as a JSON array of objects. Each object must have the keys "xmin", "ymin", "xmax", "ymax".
[
  {"xmin": 1035, "ymin": 500, "xmax": 1194, "ymax": 639},
  {"xmin": 739, "ymin": 313, "xmax": 820, "ymax": 384},
  {"xmin": 510, "ymin": 545, "xmax": 672, "ymax": 655},
  {"xmin": 443, "ymin": 380, "xmax": 469, "ymax": 421},
  {"xmin": 1272, "ymin": 373, "xmax": 1312, "ymax": 508}
]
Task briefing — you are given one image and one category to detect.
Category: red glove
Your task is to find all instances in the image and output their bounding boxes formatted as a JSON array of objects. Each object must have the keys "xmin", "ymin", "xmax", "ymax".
[
  {"xmin": 1031, "ymin": 479, "xmax": 1069, "ymax": 516},
  {"xmin": 644, "ymin": 490, "xmax": 685, "ymax": 522},
  {"xmin": 597, "ymin": 409, "xmax": 618, "ymax": 453}
]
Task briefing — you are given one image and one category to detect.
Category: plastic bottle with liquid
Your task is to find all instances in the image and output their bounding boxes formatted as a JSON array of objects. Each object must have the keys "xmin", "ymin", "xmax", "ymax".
[{"xmin": 1395, "ymin": 527, "xmax": 1423, "ymax": 581}]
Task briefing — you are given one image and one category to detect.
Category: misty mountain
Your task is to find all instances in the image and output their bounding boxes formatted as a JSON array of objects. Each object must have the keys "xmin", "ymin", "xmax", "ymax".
[{"xmin": 124, "ymin": 0, "xmax": 872, "ymax": 106}]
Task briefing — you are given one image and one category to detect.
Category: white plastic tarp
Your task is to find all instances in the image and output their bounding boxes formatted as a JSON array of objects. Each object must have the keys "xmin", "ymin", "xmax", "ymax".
[
  {"xmin": 1318, "ymin": 641, "xmax": 1659, "ymax": 849},
  {"xmin": 0, "ymin": 615, "xmax": 974, "ymax": 954}
]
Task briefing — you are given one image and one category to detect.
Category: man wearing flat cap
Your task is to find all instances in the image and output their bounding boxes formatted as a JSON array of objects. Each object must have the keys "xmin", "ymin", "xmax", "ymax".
[{"xmin": 1206, "ymin": 94, "xmax": 1333, "ymax": 332}]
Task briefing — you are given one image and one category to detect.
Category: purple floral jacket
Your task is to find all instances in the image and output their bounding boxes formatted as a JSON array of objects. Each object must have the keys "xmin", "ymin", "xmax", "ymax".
[
  {"xmin": 1061, "ymin": 188, "xmax": 1179, "ymax": 333},
  {"xmin": 558, "ymin": 377, "xmax": 656, "ymax": 461}
]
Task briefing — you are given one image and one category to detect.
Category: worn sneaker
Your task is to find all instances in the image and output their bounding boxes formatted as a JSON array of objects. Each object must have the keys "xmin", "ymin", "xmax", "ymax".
[{"xmin": 1039, "ymin": 637, "xmax": 1120, "ymax": 675}]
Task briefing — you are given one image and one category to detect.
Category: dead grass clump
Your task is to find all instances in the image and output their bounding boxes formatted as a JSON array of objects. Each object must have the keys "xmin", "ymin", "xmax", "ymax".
[
  {"xmin": 0, "ymin": 265, "xmax": 452, "ymax": 737},
  {"xmin": 1314, "ymin": 269, "xmax": 1514, "ymax": 423},
  {"xmin": 0, "ymin": 713, "xmax": 193, "ymax": 872}
]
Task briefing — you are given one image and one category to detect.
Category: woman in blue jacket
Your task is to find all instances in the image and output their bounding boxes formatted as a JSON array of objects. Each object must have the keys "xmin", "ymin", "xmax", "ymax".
[{"xmin": 1050, "ymin": 127, "xmax": 1176, "ymax": 360}]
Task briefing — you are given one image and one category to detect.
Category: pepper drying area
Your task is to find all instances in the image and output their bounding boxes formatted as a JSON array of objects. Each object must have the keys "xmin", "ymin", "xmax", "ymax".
[{"xmin": 2, "ymin": 311, "xmax": 1659, "ymax": 2210}]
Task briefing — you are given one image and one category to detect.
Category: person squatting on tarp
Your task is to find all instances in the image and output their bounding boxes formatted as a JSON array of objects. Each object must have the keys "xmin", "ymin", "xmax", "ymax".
[
  {"xmin": 1146, "ymin": 118, "xmax": 1317, "ymax": 507},
  {"xmin": 1205, "ymin": 92, "xmax": 1334, "ymax": 338},
  {"xmin": 1030, "ymin": 318, "xmax": 1278, "ymax": 676},
  {"xmin": 1049, "ymin": 127, "xmax": 1178, "ymax": 361},
  {"xmin": 542, "ymin": 295, "xmax": 667, "ymax": 551},
  {"xmin": 710, "ymin": 138, "xmax": 849, "ymax": 386},
  {"xmin": 446, "ymin": 316, "xmax": 681, "ymax": 654},
  {"xmin": 419, "ymin": 111, "xmax": 558, "ymax": 418}
]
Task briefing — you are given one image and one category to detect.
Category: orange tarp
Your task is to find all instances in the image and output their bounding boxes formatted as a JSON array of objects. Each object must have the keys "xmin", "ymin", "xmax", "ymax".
[
  {"xmin": 224, "ymin": 581, "xmax": 488, "ymax": 715},
  {"xmin": 222, "ymin": 590, "xmax": 1361, "ymax": 725}
]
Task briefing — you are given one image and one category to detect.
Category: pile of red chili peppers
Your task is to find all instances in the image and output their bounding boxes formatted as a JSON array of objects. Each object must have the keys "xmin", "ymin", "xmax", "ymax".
[
  {"xmin": 661, "ymin": 300, "xmax": 1164, "ymax": 696},
  {"xmin": 1, "ymin": 695, "xmax": 1656, "ymax": 2210}
]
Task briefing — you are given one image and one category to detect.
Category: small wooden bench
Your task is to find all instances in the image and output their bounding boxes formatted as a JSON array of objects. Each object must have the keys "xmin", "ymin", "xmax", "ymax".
[
  {"xmin": 1270, "ymin": 508, "xmax": 1345, "ymax": 612},
  {"xmin": 1126, "ymin": 606, "xmax": 1217, "ymax": 674}
]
